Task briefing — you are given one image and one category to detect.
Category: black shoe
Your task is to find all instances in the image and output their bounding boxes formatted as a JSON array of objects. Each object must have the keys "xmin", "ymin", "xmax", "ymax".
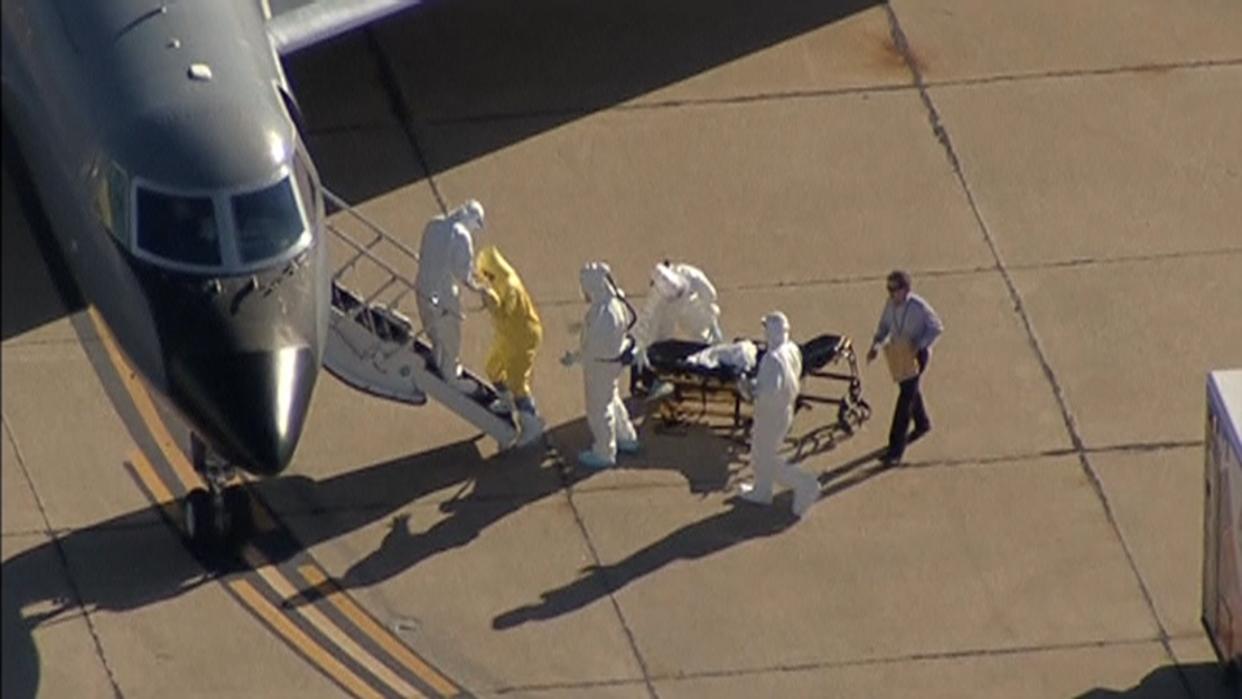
[
  {"xmin": 880, "ymin": 450, "xmax": 902, "ymax": 466},
  {"xmin": 910, "ymin": 425, "xmax": 932, "ymax": 442}
]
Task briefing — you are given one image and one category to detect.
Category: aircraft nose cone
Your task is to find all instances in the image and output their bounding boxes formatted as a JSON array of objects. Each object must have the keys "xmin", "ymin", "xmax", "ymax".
[{"xmin": 170, "ymin": 346, "xmax": 317, "ymax": 475}]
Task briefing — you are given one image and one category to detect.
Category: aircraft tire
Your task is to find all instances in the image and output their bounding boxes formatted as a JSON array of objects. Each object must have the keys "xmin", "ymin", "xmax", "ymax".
[{"xmin": 184, "ymin": 488, "xmax": 214, "ymax": 544}]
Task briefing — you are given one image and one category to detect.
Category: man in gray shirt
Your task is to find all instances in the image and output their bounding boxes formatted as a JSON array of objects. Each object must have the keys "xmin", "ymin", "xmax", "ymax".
[{"xmin": 866, "ymin": 270, "xmax": 944, "ymax": 465}]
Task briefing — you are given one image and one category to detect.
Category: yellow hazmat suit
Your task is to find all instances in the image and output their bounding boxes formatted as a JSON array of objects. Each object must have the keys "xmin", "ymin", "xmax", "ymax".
[{"xmin": 476, "ymin": 245, "xmax": 543, "ymax": 399}]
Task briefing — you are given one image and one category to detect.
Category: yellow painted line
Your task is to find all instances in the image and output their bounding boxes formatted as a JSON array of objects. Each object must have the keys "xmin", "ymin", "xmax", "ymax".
[
  {"xmin": 243, "ymin": 547, "xmax": 425, "ymax": 698},
  {"xmin": 231, "ymin": 579, "xmax": 383, "ymax": 699},
  {"xmin": 128, "ymin": 449, "xmax": 180, "ymax": 524},
  {"xmin": 299, "ymin": 565, "xmax": 460, "ymax": 698},
  {"xmin": 87, "ymin": 307, "xmax": 201, "ymax": 491},
  {"xmin": 96, "ymin": 307, "xmax": 461, "ymax": 696}
]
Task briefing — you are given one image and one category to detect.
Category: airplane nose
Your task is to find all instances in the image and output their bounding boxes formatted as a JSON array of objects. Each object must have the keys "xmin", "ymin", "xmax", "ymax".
[{"xmin": 168, "ymin": 345, "xmax": 318, "ymax": 475}]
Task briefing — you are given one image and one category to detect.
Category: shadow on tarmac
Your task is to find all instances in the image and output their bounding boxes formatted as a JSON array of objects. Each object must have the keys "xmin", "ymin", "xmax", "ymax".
[
  {"xmin": 490, "ymin": 490, "xmax": 800, "ymax": 630},
  {"xmin": 0, "ymin": 415, "xmax": 737, "ymax": 698},
  {"xmin": 1075, "ymin": 660, "xmax": 1236, "ymax": 699},
  {"xmin": 1, "ymin": 395, "xmax": 883, "ymax": 698},
  {"xmin": 2, "ymin": 5, "xmax": 888, "ymax": 691},
  {"xmin": 1, "ymin": 121, "xmax": 85, "ymax": 341},
  {"xmin": 285, "ymin": 0, "xmax": 884, "ymax": 203},
  {"xmin": 486, "ymin": 418, "xmax": 886, "ymax": 630},
  {"xmin": 325, "ymin": 415, "xmax": 745, "ymax": 594}
]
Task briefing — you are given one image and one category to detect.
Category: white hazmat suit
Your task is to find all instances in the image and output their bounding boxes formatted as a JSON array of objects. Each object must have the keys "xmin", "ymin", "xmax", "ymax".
[
  {"xmin": 415, "ymin": 200, "xmax": 485, "ymax": 389},
  {"xmin": 632, "ymin": 262, "xmax": 724, "ymax": 350},
  {"xmin": 739, "ymin": 312, "xmax": 819, "ymax": 517},
  {"xmin": 563, "ymin": 262, "xmax": 639, "ymax": 469}
]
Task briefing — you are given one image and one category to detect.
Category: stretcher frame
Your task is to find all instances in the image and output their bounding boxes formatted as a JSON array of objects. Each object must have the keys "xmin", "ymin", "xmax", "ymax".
[{"xmin": 630, "ymin": 334, "xmax": 871, "ymax": 435}]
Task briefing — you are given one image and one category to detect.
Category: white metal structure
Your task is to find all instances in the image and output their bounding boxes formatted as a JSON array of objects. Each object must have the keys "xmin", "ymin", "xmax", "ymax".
[
  {"xmin": 321, "ymin": 189, "xmax": 519, "ymax": 449},
  {"xmin": 1203, "ymin": 369, "xmax": 1242, "ymax": 678}
]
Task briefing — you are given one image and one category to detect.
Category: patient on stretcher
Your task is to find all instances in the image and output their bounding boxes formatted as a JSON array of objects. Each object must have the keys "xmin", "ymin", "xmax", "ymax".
[
  {"xmin": 634, "ymin": 334, "xmax": 851, "ymax": 395},
  {"xmin": 632, "ymin": 332, "xmax": 870, "ymax": 435},
  {"xmin": 683, "ymin": 340, "xmax": 759, "ymax": 374}
]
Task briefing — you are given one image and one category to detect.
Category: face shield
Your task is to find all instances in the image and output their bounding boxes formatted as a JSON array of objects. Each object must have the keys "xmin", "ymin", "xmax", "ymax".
[
  {"xmin": 452, "ymin": 199, "xmax": 486, "ymax": 233},
  {"xmin": 651, "ymin": 264, "xmax": 687, "ymax": 300},
  {"xmin": 762, "ymin": 311, "xmax": 789, "ymax": 347}
]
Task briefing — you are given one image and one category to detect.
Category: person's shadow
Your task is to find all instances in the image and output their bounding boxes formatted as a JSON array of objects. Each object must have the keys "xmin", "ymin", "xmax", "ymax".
[
  {"xmin": 334, "ymin": 438, "xmax": 565, "ymax": 592},
  {"xmin": 488, "ymin": 411, "xmax": 893, "ymax": 630},
  {"xmin": 333, "ymin": 408, "xmax": 744, "ymax": 595},
  {"xmin": 334, "ymin": 388, "xmax": 890, "ymax": 602},
  {"xmin": 490, "ymin": 492, "xmax": 799, "ymax": 629}
]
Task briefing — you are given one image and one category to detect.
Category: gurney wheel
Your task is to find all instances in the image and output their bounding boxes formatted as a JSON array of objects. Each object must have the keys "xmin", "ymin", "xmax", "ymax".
[{"xmin": 837, "ymin": 403, "xmax": 854, "ymax": 434}]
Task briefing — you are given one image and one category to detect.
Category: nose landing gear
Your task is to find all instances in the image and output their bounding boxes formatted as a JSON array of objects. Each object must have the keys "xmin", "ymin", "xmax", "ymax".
[{"xmin": 185, "ymin": 434, "xmax": 254, "ymax": 549}]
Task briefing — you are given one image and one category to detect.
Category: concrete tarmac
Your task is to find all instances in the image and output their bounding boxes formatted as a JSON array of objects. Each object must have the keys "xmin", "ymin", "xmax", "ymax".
[{"xmin": 4, "ymin": 2, "xmax": 1240, "ymax": 697}]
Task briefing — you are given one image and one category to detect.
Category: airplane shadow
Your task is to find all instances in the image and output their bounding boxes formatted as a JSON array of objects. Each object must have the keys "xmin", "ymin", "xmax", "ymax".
[
  {"xmin": 1075, "ymin": 660, "xmax": 1237, "ymax": 699},
  {"xmin": 1, "ymin": 388, "xmax": 887, "ymax": 699},
  {"xmin": 1, "ymin": 501, "xmax": 220, "ymax": 699},
  {"xmin": 4, "ymin": 0, "xmax": 889, "ymax": 340},
  {"xmin": 1, "ymin": 120, "xmax": 85, "ymax": 341},
  {"xmin": 284, "ymin": 0, "xmax": 885, "ymax": 203},
  {"xmin": 0, "ymin": 405, "xmax": 743, "ymax": 697}
]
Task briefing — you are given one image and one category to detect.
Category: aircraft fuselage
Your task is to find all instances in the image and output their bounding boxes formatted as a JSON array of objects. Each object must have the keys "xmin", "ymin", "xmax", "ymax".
[{"xmin": 2, "ymin": 0, "xmax": 329, "ymax": 476}]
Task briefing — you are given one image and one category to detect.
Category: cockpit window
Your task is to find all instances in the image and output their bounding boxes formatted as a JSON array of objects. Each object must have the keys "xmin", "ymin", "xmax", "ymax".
[
  {"xmin": 231, "ymin": 177, "xmax": 305, "ymax": 263},
  {"xmin": 136, "ymin": 189, "xmax": 221, "ymax": 266}
]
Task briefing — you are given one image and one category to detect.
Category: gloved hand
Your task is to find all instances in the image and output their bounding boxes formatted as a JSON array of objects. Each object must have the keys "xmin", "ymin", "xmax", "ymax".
[
  {"xmin": 634, "ymin": 346, "xmax": 650, "ymax": 372},
  {"xmin": 736, "ymin": 378, "xmax": 755, "ymax": 403},
  {"xmin": 866, "ymin": 345, "xmax": 879, "ymax": 364},
  {"xmin": 560, "ymin": 350, "xmax": 580, "ymax": 367}
]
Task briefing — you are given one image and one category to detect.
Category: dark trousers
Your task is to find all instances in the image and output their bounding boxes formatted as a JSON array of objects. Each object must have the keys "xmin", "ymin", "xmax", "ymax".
[{"xmin": 887, "ymin": 348, "xmax": 931, "ymax": 459}]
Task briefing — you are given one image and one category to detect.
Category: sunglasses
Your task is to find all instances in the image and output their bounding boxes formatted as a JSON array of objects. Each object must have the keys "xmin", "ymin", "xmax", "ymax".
[{"xmin": 887, "ymin": 285, "xmax": 904, "ymax": 292}]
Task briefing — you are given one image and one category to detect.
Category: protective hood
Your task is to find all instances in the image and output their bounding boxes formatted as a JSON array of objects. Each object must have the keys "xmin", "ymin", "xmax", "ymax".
[
  {"xmin": 580, "ymin": 262, "xmax": 616, "ymax": 304},
  {"xmin": 763, "ymin": 311, "xmax": 789, "ymax": 347},
  {"xmin": 477, "ymin": 245, "xmax": 516, "ymax": 293},
  {"xmin": 448, "ymin": 199, "xmax": 485, "ymax": 232},
  {"xmin": 651, "ymin": 264, "xmax": 687, "ymax": 300}
]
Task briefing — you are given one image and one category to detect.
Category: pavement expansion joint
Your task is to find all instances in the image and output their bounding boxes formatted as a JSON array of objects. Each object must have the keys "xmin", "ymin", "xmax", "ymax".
[
  {"xmin": 927, "ymin": 56, "xmax": 1242, "ymax": 92},
  {"xmin": 546, "ymin": 438, "xmax": 661, "ymax": 699},
  {"xmin": 1008, "ymin": 247, "xmax": 1242, "ymax": 273},
  {"xmin": 491, "ymin": 677, "xmax": 651, "ymax": 695},
  {"xmin": 268, "ymin": 437, "xmax": 1205, "ymax": 520},
  {"xmin": 884, "ymin": 1, "xmax": 1181, "ymax": 676},
  {"xmin": 387, "ymin": 62, "xmax": 1242, "ymax": 129},
  {"xmin": 644, "ymin": 634, "xmax": 1171, "ymax": 683}
]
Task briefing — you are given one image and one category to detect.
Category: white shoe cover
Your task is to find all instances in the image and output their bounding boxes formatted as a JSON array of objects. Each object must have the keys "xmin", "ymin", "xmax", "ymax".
[
  {"xmin": 516, "ymin": 412, "xmax": 545, "ymax": 446},
  {"xmin": 792, "ymin": 475, "xmax": 819, "ymax": 517},
  {"xmin": 617, "ymin": 438, "xmax": 641, "ymax": 454},
  {"xmin": 578, "ymin": 450, "xmax": 614, "ymax": 470},
  {"xmin": 738, "ymin": 482, "xmax": 773, "ymax": 506}
]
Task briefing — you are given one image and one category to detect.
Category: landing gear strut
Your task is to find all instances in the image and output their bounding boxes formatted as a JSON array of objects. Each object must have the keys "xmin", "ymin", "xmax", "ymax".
[{"xmin": 185, "ymin": 434, "xmax": 253, "ymax": 547}]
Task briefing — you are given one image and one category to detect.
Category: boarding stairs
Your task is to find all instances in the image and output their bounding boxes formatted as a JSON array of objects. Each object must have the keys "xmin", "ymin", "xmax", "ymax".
[{"xmin": 320, "ymin": 189, "xmax": 518, "ymax": 449}]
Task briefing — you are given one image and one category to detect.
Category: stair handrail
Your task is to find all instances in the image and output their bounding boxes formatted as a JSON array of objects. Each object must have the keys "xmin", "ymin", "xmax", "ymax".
[
  {"xmin": 321, "ymin": 188, "xmax": 465, "ymax": 321},
  {"xmin": 322, "ymin": 187, "xmax": 422, "ymax": 264}
]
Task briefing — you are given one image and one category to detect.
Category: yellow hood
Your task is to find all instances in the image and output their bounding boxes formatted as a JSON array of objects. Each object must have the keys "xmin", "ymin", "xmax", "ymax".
[{"xmin": 478, "ymin": 245, "xmax": 517, "ymax": 294}]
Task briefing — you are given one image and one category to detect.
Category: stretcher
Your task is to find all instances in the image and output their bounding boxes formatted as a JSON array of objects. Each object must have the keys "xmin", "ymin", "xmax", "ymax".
[{"xmin": 630, "ymin": 333, "xmax": 871, "ymax": 433}]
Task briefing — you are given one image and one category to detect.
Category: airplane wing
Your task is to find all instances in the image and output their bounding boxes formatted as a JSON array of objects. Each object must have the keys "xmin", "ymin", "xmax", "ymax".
[{"xmin": 264, "ymin": 0, "xmax": 426, "ymax": 55}]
